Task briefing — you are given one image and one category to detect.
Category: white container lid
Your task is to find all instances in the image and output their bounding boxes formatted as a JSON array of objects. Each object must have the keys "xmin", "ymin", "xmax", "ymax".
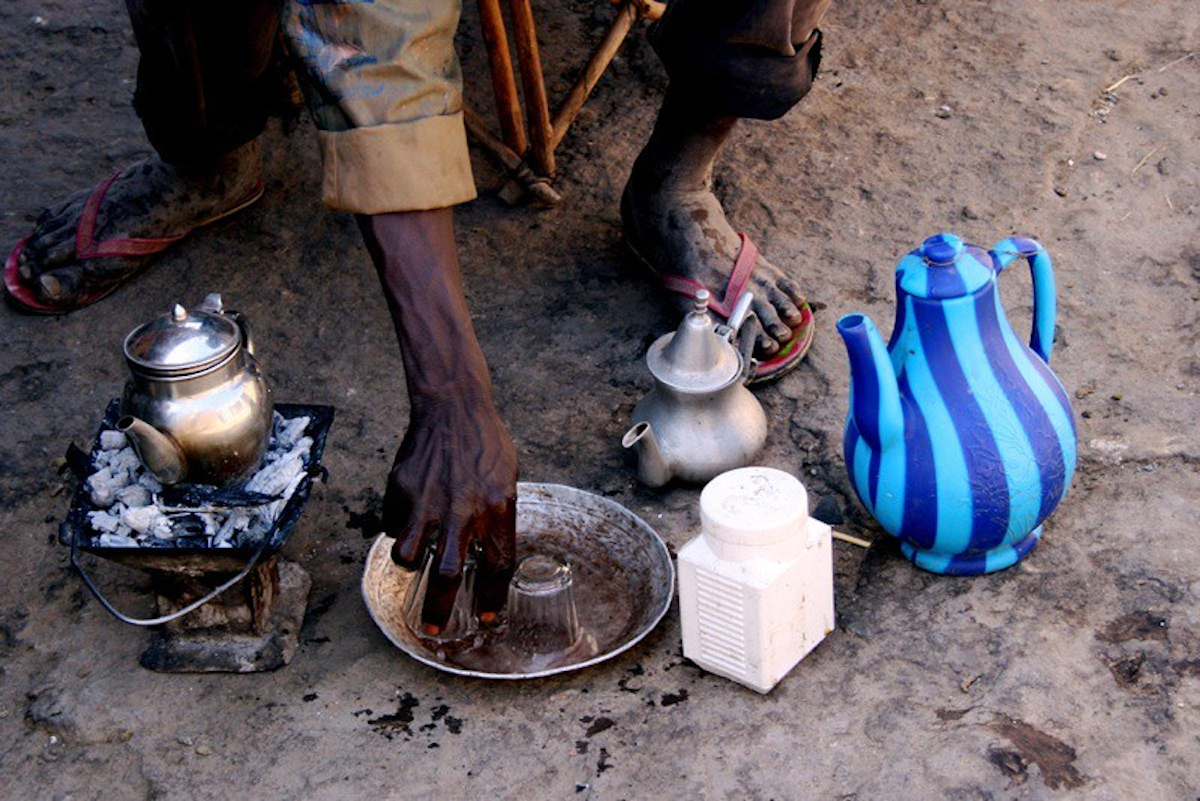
[{"xmin": 700, "ymin": 467, "xmax": 808, "ymax": 549}]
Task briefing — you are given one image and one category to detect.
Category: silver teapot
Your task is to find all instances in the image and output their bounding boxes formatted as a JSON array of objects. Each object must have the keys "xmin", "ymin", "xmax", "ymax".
[
  {"xmin": 118, "ymin": 293, "xmax": 273, "ymax": 486},
  {"xmin": 622, "ymin": 290, "xmax": 768, "ymax": 487}
]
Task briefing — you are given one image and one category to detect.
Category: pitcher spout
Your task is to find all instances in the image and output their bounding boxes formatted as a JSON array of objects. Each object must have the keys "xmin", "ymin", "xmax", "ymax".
[
  {"xmin": 622, "ymin": 421, "xmax": 673, "ymax": 488},
  {"xmin": 836, "ymin": 314, "xmax": 904, "ymax": 451},
  {"xmin": 118, "ymin": 416, "xmax": 189, "ymax": 485}
]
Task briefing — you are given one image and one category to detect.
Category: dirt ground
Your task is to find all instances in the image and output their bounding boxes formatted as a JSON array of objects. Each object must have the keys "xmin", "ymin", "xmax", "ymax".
[{"xmin": 2, "ymin": 0, "xmax": 1198, "ymax": 797}]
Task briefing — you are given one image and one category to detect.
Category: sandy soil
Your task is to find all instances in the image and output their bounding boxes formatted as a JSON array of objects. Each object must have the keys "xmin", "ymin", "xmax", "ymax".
[{"xmin": 1, "ymin": 0, "xmax": 1197, "ymax": 797}]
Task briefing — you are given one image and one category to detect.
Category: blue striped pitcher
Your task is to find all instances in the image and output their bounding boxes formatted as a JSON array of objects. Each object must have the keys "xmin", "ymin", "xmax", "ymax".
[{"xmin": 836, "ymin": 233, "xmax": 1076, "ymax": 575}]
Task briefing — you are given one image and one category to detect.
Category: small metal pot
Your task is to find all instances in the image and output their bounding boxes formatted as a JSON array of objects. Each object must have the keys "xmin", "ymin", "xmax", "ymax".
[{"xmin": 119, "ymin": 293, "xmax": 273, "ymax": 486}]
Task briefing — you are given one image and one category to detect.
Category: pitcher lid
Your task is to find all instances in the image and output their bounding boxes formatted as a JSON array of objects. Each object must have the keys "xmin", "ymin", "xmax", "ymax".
[
  {"xmin": 123, "ymin": 301, "xmax": 242, "ymax": 376},
  {"xmin": 646, "ymin": 292, "xmax": 742, "ymax": 391},
  {"xmin": 897, "ymin": 233, "xmax": 995, "ymax": 299}
]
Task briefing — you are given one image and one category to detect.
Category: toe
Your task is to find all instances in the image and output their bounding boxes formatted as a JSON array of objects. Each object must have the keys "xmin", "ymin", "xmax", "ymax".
[
  {"xmin": 35, "ymin": 268, "xmax": 83, "ymax": 306},
  {"xmin": 766, "ymin": 284, "xmax": 805, "ymax": 330},
  {"xmin": 22, "ymin": 222, "xmax": 78, "ymax": 276},
  {"xmin": 776, "ymin": 278, "xmax": 812, "ymax": 325},
  {"xmin": 753, "ymin": 296, "xmax": 794, "ymax": 349}
]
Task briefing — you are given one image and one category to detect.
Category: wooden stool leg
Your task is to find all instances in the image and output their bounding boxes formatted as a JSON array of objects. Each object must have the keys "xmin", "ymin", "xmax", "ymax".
[
  {"xmin": 551, "ymin": 0, "xmax": 637, "ymax": 149},
  {"xmin": 476, "ymin": 0, "xmax": 527, "ymax": 155},
  {"xmin": 507, "ymin": 0, "xmax": 555, "ymax": 179}
]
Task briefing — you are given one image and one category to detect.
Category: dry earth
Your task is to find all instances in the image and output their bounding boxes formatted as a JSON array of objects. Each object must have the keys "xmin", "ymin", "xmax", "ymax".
[{"xmin": 1, "ymin": 0, "xmax": 1198, "ymax": 798}]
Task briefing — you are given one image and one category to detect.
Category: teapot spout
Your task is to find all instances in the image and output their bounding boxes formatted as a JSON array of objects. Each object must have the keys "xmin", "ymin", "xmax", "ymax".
[
  {"xmin": 836, "ymin": 314, "xmax": 904, "ymax": 451},
  {"xmin": 622, "ymin": 421, "xmax": 672, "ymax": 488},
  {"xmin": 118, "ymin": 416, "xmax": 188, "ymax": 485}
]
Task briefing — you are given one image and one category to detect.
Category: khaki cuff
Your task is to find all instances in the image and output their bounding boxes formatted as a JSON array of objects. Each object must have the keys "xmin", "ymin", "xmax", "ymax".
[{"xmin": 317, "ymin": 112, "xmax": 477, "ymax": 214}]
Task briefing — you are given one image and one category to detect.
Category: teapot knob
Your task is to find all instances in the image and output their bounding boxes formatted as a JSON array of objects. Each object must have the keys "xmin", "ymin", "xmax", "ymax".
[
  {"xmin": 171, "ymin": 303, "xmax": 188, "ymax": 322},
  {"xmin": 200, "ymin": 293, "xmax": 224, "ymax": 313},
  {"xmin": 690, "ymin": 289, "xmax": 711, "ymax": 316}
]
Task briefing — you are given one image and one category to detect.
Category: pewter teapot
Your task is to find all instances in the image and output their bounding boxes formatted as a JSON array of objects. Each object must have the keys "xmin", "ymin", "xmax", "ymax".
[
  {"xmin": 623, "ymin": 290, "xmax": 767, "ymax": 487},
  {"xmin": 119, "ymin": 293, "xmax": 273, "ymax": 486}
]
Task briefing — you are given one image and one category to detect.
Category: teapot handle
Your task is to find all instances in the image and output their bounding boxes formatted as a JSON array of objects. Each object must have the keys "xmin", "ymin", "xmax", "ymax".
[
  {"xmin": 226, "ymin": 310, "xmax": 256, "ymax": 357},
  {"xmin": 200, "ymin": 292, "xmax": 255, "ymax": 356},
  {"xmin": 990, "ymin": 236, "xmax": 1056, "ymax": 363},
  {"xmin": 721, "ymin": 291, "xmax": 759, "ymax": 383}
]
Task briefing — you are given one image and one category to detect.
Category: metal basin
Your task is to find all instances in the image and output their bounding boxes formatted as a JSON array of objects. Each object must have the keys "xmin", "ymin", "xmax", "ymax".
[{"xmin": 362, "ymin": 483, "xmax": 675, "ymax": 679}]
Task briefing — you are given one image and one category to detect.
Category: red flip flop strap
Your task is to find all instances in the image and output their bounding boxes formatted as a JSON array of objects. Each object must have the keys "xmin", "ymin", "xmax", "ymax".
[
  {"xmin": 653, "ymin": 233, "xmax": 761, "ymax": 320},
  {"xmin": 75, "ymin": 173, "xmax": 187, "ymax": 259},
  {"xmin": 660, "ymin": 273, "xmax": 709, "ymax": 299},
  {"xmin": 711, "ymin": 233, "xmax": 758, "ymax": 318}
]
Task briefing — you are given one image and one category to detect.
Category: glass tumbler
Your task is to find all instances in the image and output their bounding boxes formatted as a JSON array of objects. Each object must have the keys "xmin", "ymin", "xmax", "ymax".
[
  {"xmin": 403, "ymin": 550, "xmax": 478, "ymax": 643},
  {"xmin": 506, "ymin": 554, "xmax": 581, "ymax": 654}
]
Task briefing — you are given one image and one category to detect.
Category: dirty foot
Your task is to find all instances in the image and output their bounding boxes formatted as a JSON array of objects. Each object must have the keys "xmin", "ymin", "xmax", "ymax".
[
  {"xmin": 8, "ymin": 140, "xmax": 263, "ymax": 312},
  {"xmin": 621, "ymin": 117, "xmax": 814, "ymax": 381}
]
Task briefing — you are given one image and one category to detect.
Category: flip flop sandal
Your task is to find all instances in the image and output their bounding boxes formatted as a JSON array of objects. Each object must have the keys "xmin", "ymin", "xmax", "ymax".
[
  {"xmin": 628, "ymin": 231, "xmax": 815, "ymax": 385},
  {"xmin": 4, "ymin": 171, "xmax": 265, "ymax": 315}
]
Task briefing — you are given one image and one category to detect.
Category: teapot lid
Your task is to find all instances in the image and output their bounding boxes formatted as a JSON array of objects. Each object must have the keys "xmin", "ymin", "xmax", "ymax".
[
  {"xmin": 646, "ymin": 292, "xmax": 742, "ymax": 391},
  {"xmin": 897, "ymin": 233, "xmax": 995, "ymax": 299},
  {"xmin": 123, "ymin": 295, "xmax": 242, "ymax": 376}
]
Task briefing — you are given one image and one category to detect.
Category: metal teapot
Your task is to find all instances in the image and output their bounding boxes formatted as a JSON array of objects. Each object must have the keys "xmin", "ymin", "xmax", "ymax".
[
  {"xmin": 118, "ymin": 293, "xmax": 273, "ymax": 486},
  {"xmin": 622, "ymin": 290, "xmax": 768, "ymax": 487}
]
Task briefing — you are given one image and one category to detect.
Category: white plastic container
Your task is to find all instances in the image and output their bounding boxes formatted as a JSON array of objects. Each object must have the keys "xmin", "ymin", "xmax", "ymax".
[{"xmin": 677, "ymin": 466, "xmax": 834, "ymax": 693}]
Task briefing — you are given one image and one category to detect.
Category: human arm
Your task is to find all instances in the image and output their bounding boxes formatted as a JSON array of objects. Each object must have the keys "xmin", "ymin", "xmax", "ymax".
[{"xmin": 357, "ymin": 208, "xmax": 518, "ymax": 633}]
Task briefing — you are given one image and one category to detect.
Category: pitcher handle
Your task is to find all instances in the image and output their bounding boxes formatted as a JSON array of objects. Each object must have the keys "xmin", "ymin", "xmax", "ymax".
[{"xmin": 990, "ymin": 236, "xmax": 1056, "ymax": 363}]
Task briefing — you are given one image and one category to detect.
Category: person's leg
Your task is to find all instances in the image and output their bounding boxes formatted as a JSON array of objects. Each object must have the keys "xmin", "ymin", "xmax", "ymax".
[
  {"xmin": 282, "ymin": 0, "xmax": 515, "ymax": 632},
  {"xmin": 10, "ymin": 0, "xmax": 285, "ymax": 310},
  {"xmin": 623, "ymin": 0, "xmax": 830, "ymax": 379}
]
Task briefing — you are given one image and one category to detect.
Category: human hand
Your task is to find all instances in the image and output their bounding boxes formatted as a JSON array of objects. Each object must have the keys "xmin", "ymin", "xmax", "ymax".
[{"xmin": 384, "ymin": 390, "xmax": 518, "ymax": 635}]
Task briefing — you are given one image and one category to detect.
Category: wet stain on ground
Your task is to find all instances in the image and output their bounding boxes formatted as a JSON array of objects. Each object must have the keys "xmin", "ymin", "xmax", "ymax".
[
  {"xmin": 365, "ymin": 694, "xmax": 463, "ymax": 741},
  {"xmin": 989, "ymin": 714, "xmax": 1085, "ymax": 790},
  {"xmin": 368, "ymin": 692, "xmax": 420, "ymax": 739},
  {"xmin": 583, "ymin": 716, "xmax": 615, "ymax": 737},
  {"xmin": 596, "ymin": 747, "xmax": 613, "ymax": 775},
  {"xmin": 1096, "ymin": 610, "xmax": 1169, "ymax": 644},
  {"xmin": 1106, "ymin": 651, "xmax": 1147, "ymax": 687}
]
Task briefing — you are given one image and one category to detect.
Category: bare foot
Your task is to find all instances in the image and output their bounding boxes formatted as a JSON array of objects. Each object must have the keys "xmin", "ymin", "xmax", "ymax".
[
  {"xmin": 621, "ymin": 111, "xmax": 809, "ymax": 360},
  {"xmin": 13, "ymin": 140, "xmax": 262, "ymax": 309}
]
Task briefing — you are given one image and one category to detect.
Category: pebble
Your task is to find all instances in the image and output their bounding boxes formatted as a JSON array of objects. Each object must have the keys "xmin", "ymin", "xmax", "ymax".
[
  {"xmin": 1093, "ymin": 150, "xmax": 1107, "ymax": 161},
  {"xmin": 195, "ymin": 744, "xmax": 214, "ymax": 756},
  {"xmin": 934, "ymin": 105, "xmax": 953, "ymax": 119}
]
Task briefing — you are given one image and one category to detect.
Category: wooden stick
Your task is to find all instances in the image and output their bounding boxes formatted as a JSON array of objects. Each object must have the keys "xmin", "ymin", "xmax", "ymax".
[
  {"xmin": 476, "ymin": 0, "xmax": 527, "ymax": 154},
  {"xmin": 1131, "ymin": 143, "xmax": 1164, "ymax": 176},
  {"xmin": 551, "ymin": 1, "xmax": 637, "ymax": 149},
  {"xmin": 630, "ymin": 0, "xmax": 666, "ymax": 21},
  {"xmin": 463, "ymin": 106, "xmax": 563, "ymax": 206},
  {"xmin": 832, "ymin": 531, "xmax": 873, "ymax": 549},
  {"xmin": 508, "ymin": 0, "xmax": 555, "ymax": 178}
]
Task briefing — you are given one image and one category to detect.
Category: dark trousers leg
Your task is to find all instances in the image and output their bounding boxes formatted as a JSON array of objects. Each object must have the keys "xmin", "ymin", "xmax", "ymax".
[
  {"xmin": 126, "ymin": 0, "xmax": 283, "ymax": 166},
  {"xmin": 649, "ymin": 0, "xmax": 830, "ymax": 120}
]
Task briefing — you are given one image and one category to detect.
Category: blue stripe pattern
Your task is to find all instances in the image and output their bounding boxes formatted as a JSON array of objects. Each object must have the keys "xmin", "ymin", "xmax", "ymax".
[{"xmin": 838, "ymin": 234, "xmax": 1077, "ymax": 575}]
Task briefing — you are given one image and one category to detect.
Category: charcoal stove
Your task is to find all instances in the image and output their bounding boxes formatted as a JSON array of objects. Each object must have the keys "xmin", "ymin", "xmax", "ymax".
[{"xmin": 59, "ymin": 400, "xmax": 334, "ymax": 673}]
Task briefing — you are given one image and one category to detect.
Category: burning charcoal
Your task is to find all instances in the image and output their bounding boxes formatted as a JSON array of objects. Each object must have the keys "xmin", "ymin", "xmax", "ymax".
[
  {"xmin": 87, "ymin": 466, "xmax": 129, "ymax": 507},
  {"xmin": 271, "ymin": 414, "xmax": 311, "ymax": 451},
  {"xmin": 98, "ymin": 532, "xmax": 139, "ymax": 548},
  {"xmin": 247, "ymin": 445, "xmax": 308, "ymax": 498},
  {"xmin": 77, "ymin": 409, "xmax": 318, "ymax": 548},
  {"xmin": 157, "ymin": 483, "xmax": 280, "ymax": 509},
  {"xmin": 99, "ymin": 430, "xmax": 128, "ymax": 451},
  {"xmin": 121, "ymin": 505, "xmax": 174, "ymax": 539},
  {"xmin": 212, "ymin": 517, "xmax": 238, "ymax": 547},
  {"xmin": 116, "ymin": 484, "xmax": 153, "ymax": 508},
  {"xmin": 88, "ymin": 510, "xmax": 124, "ymax": 534}
]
